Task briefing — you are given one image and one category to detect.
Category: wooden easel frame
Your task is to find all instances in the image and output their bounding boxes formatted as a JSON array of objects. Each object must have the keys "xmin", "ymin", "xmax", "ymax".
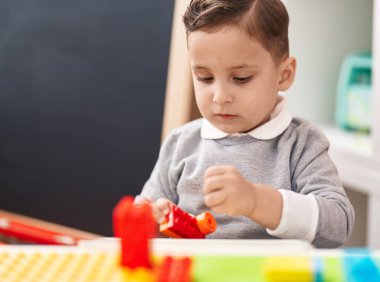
[{"xmin": 161, "ymin": 0, "xmax": 200, "ymax": 142}]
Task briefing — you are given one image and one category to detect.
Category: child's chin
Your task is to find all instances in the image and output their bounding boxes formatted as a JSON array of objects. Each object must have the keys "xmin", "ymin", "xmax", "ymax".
[{"xmin": 215, "ymin": 125, "xmax": 241, "ymax": 134}]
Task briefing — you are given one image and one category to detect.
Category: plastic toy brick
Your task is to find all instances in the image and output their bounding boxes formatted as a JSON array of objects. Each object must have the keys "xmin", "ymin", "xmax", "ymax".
[
  {"xmin": 113, "ymin": 196, "xmax": 134, "ymax": 238},
  {"xmin": 112, "ymin": 196, "xmax": 156, "ymax": 269},
  {"xmin": 159, "ymin": 205, "xmax": 217, "ymax": 239},
  {"xmin": 263, "ymin": 257, "xmax": 314, "ymax": 282},
  {"xmin": 347, "ymin": 256, "xmax": 380, "ymax": 282},
  {"xmin": 3, "ymin": 242, "xmax": 380, "ymax": 282},
  {"xmin": 0, "ymin": 248, "xmax": 194, "ymax": 282},
  {"xmin": 344, "ymin": 249, "xmax": 380, "ymax": 282},
  {"xmin": 156, "ymin": 256, "xmax": 192, "ymax": 282},
  {"xmin": 0, "ymin": 249, "xmax": 155, "ymax": 282}
]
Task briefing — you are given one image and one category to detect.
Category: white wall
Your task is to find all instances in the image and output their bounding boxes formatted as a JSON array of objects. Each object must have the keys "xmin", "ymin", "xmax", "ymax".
[{"xmin": 284, "ymin": 0, "xmax": 373, "ymax": 124}]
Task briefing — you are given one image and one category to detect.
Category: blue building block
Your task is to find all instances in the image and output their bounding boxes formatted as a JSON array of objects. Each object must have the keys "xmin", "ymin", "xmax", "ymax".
[{"xmin": 344, "ymin": 248, "xmax": 380, "ymax": 282}]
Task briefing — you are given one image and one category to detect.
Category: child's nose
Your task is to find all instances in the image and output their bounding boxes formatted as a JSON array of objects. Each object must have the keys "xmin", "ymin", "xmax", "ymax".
[{"xmin": 213, "ymin": 85, "xmax": 233, "ymax": 105}]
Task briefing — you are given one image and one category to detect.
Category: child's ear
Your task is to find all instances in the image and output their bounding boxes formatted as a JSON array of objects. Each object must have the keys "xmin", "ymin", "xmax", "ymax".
[{"xmin": 278, "ymin": 56, "xmax": 296, "ymax": 91}]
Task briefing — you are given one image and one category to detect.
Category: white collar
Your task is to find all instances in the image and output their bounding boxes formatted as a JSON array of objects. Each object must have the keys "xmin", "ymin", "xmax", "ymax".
[{"xmin": 201, "ymin": 96, "xmax": 292, "ymax": 140}]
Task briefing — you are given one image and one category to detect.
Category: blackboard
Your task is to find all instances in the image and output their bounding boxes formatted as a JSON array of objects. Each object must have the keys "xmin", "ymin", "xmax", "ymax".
[{"xmin": 0, "ymin": 0, "xmax": 174, "ymax": 235}]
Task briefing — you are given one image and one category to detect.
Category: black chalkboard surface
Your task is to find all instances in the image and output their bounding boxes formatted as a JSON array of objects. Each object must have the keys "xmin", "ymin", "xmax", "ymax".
[{"xmin": 0, "ymin": 0, "xmax": 173, "ymax": 235}]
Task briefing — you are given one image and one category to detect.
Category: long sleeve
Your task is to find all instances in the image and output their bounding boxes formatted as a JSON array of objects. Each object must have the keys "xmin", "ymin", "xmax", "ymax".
[
  {"xmin": 290, "ymin": 124, "xmax": 355, "ymax": 247},
  {"xmin": 139, "ymin": 130, "xmax": 180, "ymax": 204}
]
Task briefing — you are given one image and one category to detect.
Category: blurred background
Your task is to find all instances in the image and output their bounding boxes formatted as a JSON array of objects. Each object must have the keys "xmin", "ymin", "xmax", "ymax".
[
  {"xmin": 0, "ymin": 0, "xmax": 174, "ymax": 236},
  {"xmin": 285, "ymin": 0, "xmax": 376, "ymax": 248},
  {"xmin": 0, "ymin": 0, "xmax": 379, "ymax": 248}
]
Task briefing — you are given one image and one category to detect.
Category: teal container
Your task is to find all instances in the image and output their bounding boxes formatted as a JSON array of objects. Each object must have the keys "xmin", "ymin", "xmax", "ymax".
[{"xmin": 335, "ymin": 52, "xmax": 372, "ymax": 132}]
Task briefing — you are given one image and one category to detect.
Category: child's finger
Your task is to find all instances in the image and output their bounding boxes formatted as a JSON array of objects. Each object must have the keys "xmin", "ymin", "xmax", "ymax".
[
  {"xmin": 151, "ymin": 205, "xmax": 166, "ymax": 224},
  {"xmin": 203, "ymin": 175, "xmax": 225, "ymax": 194},
  {"xmin": 204, "ymin": 189, "xmax": 226, "ymax": 208},
  {"xmin": 156, "ymin": 198, "xmax": 172, "ymax": 214},
  {"xmin": 208, "ymin": 203, "xmax": 228, "ymax": 215},
  {"xmin": 152, "ymin": 198, "xmax": 172, "ymax": 224},
  {"xmin": 204, "ymin": 165, "xmax": 231, "ymax": 178}
]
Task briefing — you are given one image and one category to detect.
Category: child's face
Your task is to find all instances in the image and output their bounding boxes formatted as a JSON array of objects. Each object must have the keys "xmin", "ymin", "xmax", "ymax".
[{"xmin": 188, "ymin": 25, "xmax": 286, "ymax": 134}]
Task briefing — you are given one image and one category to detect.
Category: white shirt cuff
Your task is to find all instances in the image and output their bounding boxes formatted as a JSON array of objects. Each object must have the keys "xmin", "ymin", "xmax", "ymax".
[{"xmin": 266, "ymin": 189, "xmax": 319, "ymax": 242}]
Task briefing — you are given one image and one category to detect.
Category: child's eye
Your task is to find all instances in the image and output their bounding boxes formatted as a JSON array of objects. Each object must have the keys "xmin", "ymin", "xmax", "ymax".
[
  {"xmin": 233, "ymin": 76, "xmax": 252, "ymax": 83},
  {"xmin": 197, "ymin": 77, "xmax": 214, "ymax": 83}
]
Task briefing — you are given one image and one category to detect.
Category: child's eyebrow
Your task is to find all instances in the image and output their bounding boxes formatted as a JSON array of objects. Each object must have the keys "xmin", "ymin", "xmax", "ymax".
[
  {"xmin": 229, "ymin": 64, "xmax": 258, "ymax": 70},
  {"xmin": 192, "ymin": 65, "xmax": 208, "ymax": 70},
  {"xmin": 192, "ymin": 64, "xmax": 258, "ymax": 70}
]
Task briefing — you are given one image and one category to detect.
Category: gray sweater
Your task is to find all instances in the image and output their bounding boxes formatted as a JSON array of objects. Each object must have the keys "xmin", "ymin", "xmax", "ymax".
[{"xmin": 140, "ymin": 118, "xmax": 355, "ymax": 248}]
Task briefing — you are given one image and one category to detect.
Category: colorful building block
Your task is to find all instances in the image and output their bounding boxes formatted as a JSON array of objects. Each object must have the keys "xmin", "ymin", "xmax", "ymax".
[
  {"xmin": 344, "ymin": 249, "xmax": 380, "ymax": 282},
  {"xmin": 263, "ymin": 257, "xmax": 314, "ymax": 282},
  {"xmin": 112, "ymin": 196, "xmax": 156, "ymax": 269},
  {"xmin": 0, "ymin": 248, "xmax": 157, "ymax": 282},
  {"xmin": 157, "ymin": 256, "xmax": 192, "ymax": 282},
  {"xmin": 159, "ymin": 205, "xmax": 217, "ymax": 239}
]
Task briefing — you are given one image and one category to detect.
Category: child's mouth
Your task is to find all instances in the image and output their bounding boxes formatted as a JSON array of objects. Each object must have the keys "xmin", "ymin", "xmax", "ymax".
[{"xmin": 217, "ymin": 114, "xmax": 237, "ymax": 120}]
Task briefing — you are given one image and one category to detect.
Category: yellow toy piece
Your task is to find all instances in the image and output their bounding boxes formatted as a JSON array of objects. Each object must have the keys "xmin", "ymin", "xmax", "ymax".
[
  {"xmin": 263, "ymin": 256, "xmax": 314, "ymax": 282},
  {"xmin": 121, "ymin": 267, "xmax": 156, "ymax": 282},
  {"xmin": 0, "ymin": 249, "xmax": 155, "ymax": 282}
]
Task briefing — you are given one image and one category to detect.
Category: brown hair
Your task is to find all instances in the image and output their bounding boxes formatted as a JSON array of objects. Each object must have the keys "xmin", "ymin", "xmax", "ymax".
[{"xmin": 183, "ymin": 0, "xmax": 289, "ymax": 63}]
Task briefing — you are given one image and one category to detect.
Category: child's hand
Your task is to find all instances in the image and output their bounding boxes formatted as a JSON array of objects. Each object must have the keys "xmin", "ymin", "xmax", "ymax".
[
  {"xmin": 134, "ymin": 196, "xmax": 173, "ymax": 224},
  {"xmin": 151, "ymin": 198, "xmax": 173, "ymax": 224},
  {"xmin": 203, "ymin": 165, "xmax": 257, "ymax": 217}
]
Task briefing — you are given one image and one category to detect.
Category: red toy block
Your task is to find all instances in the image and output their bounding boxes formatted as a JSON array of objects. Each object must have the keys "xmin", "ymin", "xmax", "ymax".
[
  {"xmin": 159, "ymin": 205, "xmax": 217, "ymax": 239},
  {"xmin": 156, "ymin": 256, "xmax": 192, "ymax": 282},
  {"xmin": 113, "ymin": 196, "xmax": 134, "ymax": 238},
  {"xmin": 112, "ymin": 196, "xmax": 156, "ymax": 269}
]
